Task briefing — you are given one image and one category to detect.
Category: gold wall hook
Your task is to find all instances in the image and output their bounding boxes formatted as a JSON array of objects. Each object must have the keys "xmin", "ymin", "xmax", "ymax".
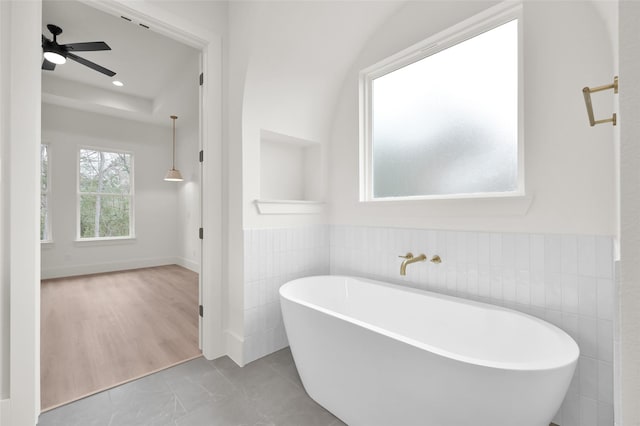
[
  {"xmin": 430, "ymin": 255, "xmax": 442, "ymax": 264},
  {"xmin": 582, "ymin": 76, "xmax": 618, "ymax": 127}
]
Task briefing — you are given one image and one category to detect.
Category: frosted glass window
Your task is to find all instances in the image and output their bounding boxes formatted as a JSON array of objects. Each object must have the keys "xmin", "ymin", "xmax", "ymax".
[{"xmin": 369, "ymin": 19, "xmax": 519, "ymax": 199}]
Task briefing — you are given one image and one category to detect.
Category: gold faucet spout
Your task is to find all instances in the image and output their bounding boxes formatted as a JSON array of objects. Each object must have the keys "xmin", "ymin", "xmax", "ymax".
[{"xmin": 400, "ymin": 253, "xmax": 427, "ymax": 276}]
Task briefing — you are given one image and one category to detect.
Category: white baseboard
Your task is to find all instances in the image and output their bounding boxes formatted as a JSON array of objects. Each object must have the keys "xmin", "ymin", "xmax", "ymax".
[
  {"xmin": 175, "ymin": 257, "xmax": 199, "ymax": 273},
  {"xmin": 225, "ymin": 330, "xmax": 244, "ymax": 367},
  {"xmin": 41, "ymin": 257, "xmax": 181, "ymax": 280},
  {"xmin": 0, "ymin": 399, "xmax": 11, "ymax": 426}
]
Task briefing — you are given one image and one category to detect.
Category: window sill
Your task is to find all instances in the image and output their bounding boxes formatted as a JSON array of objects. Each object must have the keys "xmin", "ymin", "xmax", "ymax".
[
  {"xmin": 74, "ymin": 237, "xmax": 137, "ymax": 247},
  {"xmin": 358, "ymin": 194, "xmax": 533, "ymax": 217}
]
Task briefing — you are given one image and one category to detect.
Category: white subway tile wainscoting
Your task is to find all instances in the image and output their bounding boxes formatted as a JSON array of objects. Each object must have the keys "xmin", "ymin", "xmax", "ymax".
[
  {"xmin": 243, "ymin": 226, "xmax": 330, "ymax": 364},
  {"xmin": 244, "ymin": 225, "xmax": 615, "ymax": 426}
]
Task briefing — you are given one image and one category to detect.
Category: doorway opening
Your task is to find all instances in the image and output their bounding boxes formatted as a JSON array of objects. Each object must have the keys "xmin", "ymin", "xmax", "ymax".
[{"xmin": 39, "ymin": 0, "xmax": 205, "ymax": 410}]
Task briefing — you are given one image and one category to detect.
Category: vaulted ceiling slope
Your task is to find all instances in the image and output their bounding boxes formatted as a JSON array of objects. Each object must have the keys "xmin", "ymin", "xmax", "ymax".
[{"xmin": 42, "ymin": 0, "xmax": 200, "ymax": 127}]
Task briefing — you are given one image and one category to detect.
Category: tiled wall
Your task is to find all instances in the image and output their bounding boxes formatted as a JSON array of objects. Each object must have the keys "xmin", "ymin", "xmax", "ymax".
[
  {"xmin": 243, "ymin": 224, "xmax": 616, "ymax": 426},
  {"xmin": 613, "ymin": 261, "xmax": 621, "ymax": 426},
  {"xmin": 243, "ymin": 225, "xmax": 329, "ymax": 364},
  {"xmin": 330, "ymin": 226, "xmax": 615, "ymax": 426}
]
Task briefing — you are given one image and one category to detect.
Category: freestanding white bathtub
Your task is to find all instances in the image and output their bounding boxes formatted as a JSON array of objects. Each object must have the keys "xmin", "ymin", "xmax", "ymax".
[{"xmin": 280, "ymin": 275, "xmax": 579, "ymax": 426}]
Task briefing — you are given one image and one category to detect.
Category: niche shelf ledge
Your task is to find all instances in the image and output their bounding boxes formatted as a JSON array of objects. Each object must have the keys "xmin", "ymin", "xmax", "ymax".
[{"xmin": 255, "ymin": 199, "xmax": 325, "ymax": 215}]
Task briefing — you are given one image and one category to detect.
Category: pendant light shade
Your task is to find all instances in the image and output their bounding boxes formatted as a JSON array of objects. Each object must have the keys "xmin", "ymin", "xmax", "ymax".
[
  {"xmin": 164, "ymin": 115, "xmax": 184, "ymax": 182},
  {"xmin": 164, "ymin": 168, "xmax": 183, "ymax": 181}
]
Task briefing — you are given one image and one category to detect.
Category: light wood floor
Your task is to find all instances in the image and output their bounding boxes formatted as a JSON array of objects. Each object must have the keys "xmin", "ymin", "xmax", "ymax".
[{"xmin": 41, "ymin": 265, "xmax": 200, "ymax": 410}]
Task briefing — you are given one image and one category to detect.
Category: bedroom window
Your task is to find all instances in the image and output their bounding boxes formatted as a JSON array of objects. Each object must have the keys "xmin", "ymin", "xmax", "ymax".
[
  {"xmin": 78, "ymin": 148, "xmax": 133, "ymax": 240},
  {"xmin": 359, "ymin": 4, "xmax": 523, "ymax": 201},
  {"xmin": 41, "ymin": 144, "xmax": 52, "ymax": 242}
]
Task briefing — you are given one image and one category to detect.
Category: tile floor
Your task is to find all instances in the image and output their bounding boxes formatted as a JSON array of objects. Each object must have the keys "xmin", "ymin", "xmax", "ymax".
[{"xmin": 38, "ymin": 348, "xmax": 344, "ymax": 426}]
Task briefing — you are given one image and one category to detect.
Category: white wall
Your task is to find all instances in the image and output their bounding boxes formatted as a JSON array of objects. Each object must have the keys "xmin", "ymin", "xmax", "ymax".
[
  {"xmin": 233, "ymin": 1, "xmax": 404, "ymax": 229},
  {"xmin": 41, "ymin": 104, "xmax": 180, "ymax": 279},
  {"xmin": 226, "ymin": 0, "xmax": 404, "ymax": 365},
  {"xmin": 260, "ymin": 139, "xmax": 306, "ymax": 200},
  {"xmin": 330, "ymin": 1, "xmax": 616, "ymax": 236},
  {"xmin": 228, "ymin": 7, "xmax": 624, "ymax": 425},
  {"xmin": 145, "ymin": 0, "xmax": 227, "ymax": 41},
  {"xmin": 618, "ymin": 1, "xmax": 640, "ymax": 424},
  {"xmin": 176, "ymin": 117, "xmax": 201, "ymax": 273},
  {"xmin": 162, "ymin": 53, "xmax": 202, "ymax": 274}
]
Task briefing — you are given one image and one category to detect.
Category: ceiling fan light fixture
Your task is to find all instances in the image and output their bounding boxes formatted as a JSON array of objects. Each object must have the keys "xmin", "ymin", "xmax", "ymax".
[{"xmin": 43, "ymin": 50, "xmax": 66, "ymax": 65}]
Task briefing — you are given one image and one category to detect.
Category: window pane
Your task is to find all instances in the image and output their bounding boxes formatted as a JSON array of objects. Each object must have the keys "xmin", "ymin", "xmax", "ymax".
[
  {"xmin": 80, "ymin": 194, "xmax": 130, "ymax": 238},
  {"xmin": 40, "ymin": 193, "xmax": 48, "ymax": 241},
  {"xmin": 371, "ymin": 20, "xmax": 518, "ymax": 198},
  {"xmin": 41, "ymin": 144, "xmax": 48, "ymax": 192},
  {"xmin": 41, "ymin": 144, "xmax": 49, "ymax": 241},
  {"xmin": 79, "ymin": 149, "xmax": 131, "ymax": 194}
]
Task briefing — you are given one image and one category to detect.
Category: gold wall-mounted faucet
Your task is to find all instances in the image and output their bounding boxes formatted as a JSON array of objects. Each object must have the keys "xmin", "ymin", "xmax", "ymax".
[{"xmin": 399, "ymin": 252, "xmax": 427, "ymax": 276}]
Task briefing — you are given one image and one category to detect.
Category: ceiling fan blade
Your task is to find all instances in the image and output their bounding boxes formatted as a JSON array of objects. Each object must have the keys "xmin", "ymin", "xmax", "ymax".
[
  {"xmin": 42, "ymin": 59, "xmax": 56, "ymax": 71},
  {"xmin": 63, "ymin": 41, "xmax": 111, "ymax": 52},
  {"xmin": 67, "ymin": 52, "xmax": 116, "ymax": 77}
]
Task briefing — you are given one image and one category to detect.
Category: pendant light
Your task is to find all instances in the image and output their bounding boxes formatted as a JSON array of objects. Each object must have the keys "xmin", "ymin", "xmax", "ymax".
[{"xmin": 164, "ymin": 115, "xmax": 184, "ymax": 182}]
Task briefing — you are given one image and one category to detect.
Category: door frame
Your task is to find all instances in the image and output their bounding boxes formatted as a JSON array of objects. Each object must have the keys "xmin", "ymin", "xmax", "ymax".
[{"xmin": 7, "ymin": 1, "xmax": 224, "ymax": 424}]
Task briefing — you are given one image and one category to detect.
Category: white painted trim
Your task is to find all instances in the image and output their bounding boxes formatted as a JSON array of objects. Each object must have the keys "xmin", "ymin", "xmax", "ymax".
[
  {"xmin": 254, "ymin": 199, "xmax": 326, "ymax": 215},
  {"xmin": 200, "ymin": 36, "xmax": 225, "ymax": 361},
  {"xmin": 0, "ymin": 399, "xmax": 11, "ymax": 426},
  {"xmin": 175, "ymin": 257, "xmax": 199, "ymax": 274},
  {"xmin": 224, "ymin": 330, "xmax": 245, "ymax": 367},
  {"xmin": 6, "ymin": 2, "xmax": 41, "ymax": 424},
  {"xmin": 41, "ymin": 257, "xmax": 182, "ymax": 280},
  {"xmin": 81, "ymin": 0, "xmax": 213, "ymax": 49},
  {"xmin": 73, "ymin": 237, "xmax": 137, "ymax": 246}
]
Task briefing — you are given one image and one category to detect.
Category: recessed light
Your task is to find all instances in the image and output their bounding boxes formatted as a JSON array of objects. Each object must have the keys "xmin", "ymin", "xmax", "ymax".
[{"xmin": 112, "ymin": 80, "xmax": 124, "ymax": 87}]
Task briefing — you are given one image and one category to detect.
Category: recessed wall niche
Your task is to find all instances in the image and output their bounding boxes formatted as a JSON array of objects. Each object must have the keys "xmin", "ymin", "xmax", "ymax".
[{"xmin": 256, "ymin": 129, "xmax": 324, "ymax": 214}]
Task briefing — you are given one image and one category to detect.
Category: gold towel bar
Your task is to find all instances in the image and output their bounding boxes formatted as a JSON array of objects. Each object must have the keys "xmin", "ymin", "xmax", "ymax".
[{"xmin": 582, "ymin": 76, "xmax": 618, "ymax": 127}]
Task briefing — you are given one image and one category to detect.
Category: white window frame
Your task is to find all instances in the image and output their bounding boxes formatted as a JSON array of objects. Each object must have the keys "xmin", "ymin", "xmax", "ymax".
[
  {"xmin": 40, "ymin": 142, "xmax": 53, "ymax": 243},
  {"xmin": 359, "ymin": 2, "xmax": 524, "ymax": 202},
  {"xmin": 76, "ymin": 146, "xmax": 135, "ymax": 241}
]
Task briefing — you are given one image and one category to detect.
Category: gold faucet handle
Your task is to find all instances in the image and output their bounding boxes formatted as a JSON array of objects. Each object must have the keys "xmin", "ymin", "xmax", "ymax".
[
  {"xmin": 430, "ymin": 255, "xmax": 442, "ymax": 264},
  {"xmin": 399, "ymin": 252, "xmax": 414, "ymax": 259}
]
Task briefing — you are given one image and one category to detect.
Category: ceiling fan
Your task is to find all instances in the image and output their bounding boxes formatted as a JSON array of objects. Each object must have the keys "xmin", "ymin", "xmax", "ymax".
[{"xmin": 41, "ymin": 24, "xmax": 116, "ymax": 77}]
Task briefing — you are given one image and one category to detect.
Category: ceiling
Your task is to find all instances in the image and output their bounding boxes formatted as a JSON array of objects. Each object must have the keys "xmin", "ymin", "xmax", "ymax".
[{"xmin": 41, "ymin": 0, "xmax": 200, "ymax": 127}]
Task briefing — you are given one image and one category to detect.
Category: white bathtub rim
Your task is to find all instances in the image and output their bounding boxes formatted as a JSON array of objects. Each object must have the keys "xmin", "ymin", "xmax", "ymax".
[{"xmin": 280, "ymin": 275, "xmax": 580, "ymax": 372}]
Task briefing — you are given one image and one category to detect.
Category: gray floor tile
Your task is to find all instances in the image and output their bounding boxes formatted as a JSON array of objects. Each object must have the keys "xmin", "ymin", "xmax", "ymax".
[
  {"xmin": 174, "ymin": 395, "xmax": 269, "ymax": 426},
  {"xmin": 262, "ymin": 393, "xmax": 338, "ymax": 426},
  {"xmin": 38, "ymin": 391, "xmax": 113, "ymax": 426},
  {"xmin": 108, "ymin": 391, "xmax": 185, "ymax": 426},
  {"xmin": 38, "ymin": 347, "xmax": 340, "ymax": 426},
  {"xmin": 169, "ymin": 369, "xmax": 239, "ymax": 413}
]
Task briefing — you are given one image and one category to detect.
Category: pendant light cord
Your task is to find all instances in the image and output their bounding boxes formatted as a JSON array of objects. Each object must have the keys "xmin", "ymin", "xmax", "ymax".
[{"xmin": 171, "ymin": 115, "xmax": 178, "ymax": 169}]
